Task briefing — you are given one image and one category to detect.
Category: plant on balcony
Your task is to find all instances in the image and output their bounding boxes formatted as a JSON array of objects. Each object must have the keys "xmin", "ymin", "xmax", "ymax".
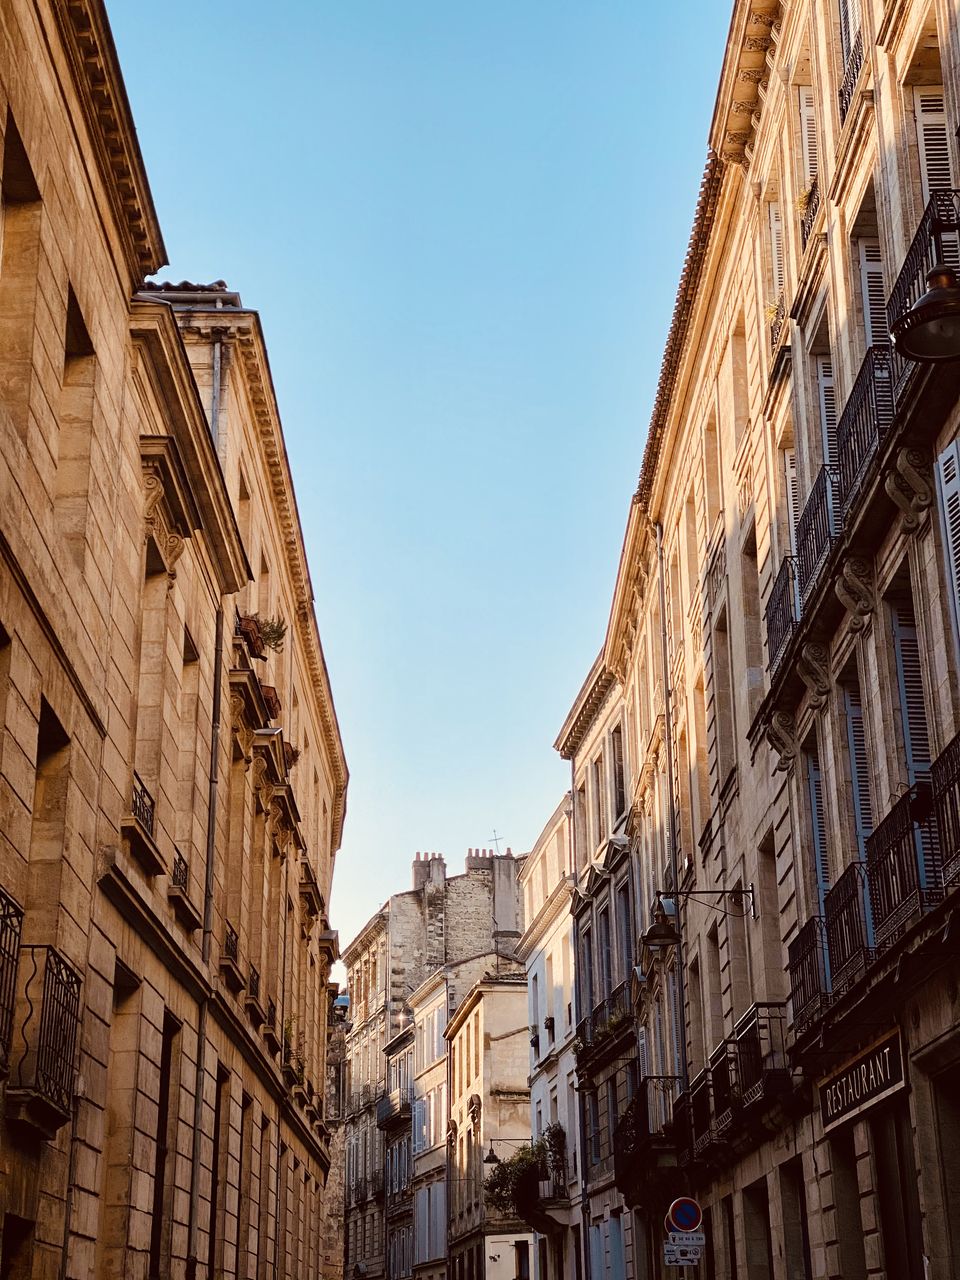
[
  {"xmin": 796, "ymin": 185, "xmax": 814, "ymax": 213},
  {"xmin": 256, "ymin": 613, "xmax": 288, "ymax": 653},
  {"xmin": 483, "ymin": 1139, "xmax": 546, "ymax": 1216},
  {"xmin": 763, "ymin": 299, "xmax": 781, "ymax": 323},
  {"xmin": 542, "ymin": 1122, "xmax": 566, "ymax": 1180}
]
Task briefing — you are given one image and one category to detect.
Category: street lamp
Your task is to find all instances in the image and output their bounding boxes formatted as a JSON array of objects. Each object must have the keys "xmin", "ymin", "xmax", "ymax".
[
  {"xmin": 483, "ymin": 1137, "xmax": 530, "ymax": 1165},
  {"xmin": 892, "ymin": 264, "xmax": 960, "ymax": 362}
]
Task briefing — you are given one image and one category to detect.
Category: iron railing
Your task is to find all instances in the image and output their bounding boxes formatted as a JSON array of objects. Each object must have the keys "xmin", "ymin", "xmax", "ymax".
[
  {"xmin": 224, "ymin": 922, "xmax": 239, "ymax": 963},
  {"xmin": 765, "ymin": 556, "xmax": 799, "ymax": 671},
  {"xmin": 265, "ymin": 998, "xmax": 277, "ymax": 1032},
  {"xmin": 0, "ymin": 889, "xmax": 24, "ymax": 1072},
  {"xmin": 709, "ymin": 1041, "xmax": 739, "ymax": 1133},
  {"xmin": 800, "ymin": 175, "xmax": 821, "ymax": 249},
  {"xmin": 734, "ymin": 1003, "xmax": 788, "ymax": 1106},
  {"xmin": 796, "ymin": 467, "xmax": 840, "ymax": 601},
  {"xmin": 787, "ymin": 917, "xmax": 831, "ymax": 1030},
  {"xmin": 171, "ymin": 849, "xmax": 188, "ymax": 891},
  {"xmin": 866, "ymin": 784, "xmax": 943, "ymax": 950},
  {"xmin": 11, "ymin": 946, "xmax": 81, "ymax": 1118},
  {"xmin": 131, "ymin": 772, "xmax": 155, "ymax": 837},
  {"xmin": 887, "ymin": 189, "xmax": 960, "ymax": 402},
  {"xmin": 835, "ymin": 344, "xmax": 894, "ymax": 514},
  {"xmin": 933, "ymin": 728, "xmax": 960, "ymax": 887},
  {"xmin": 824, "ymin": 860, "xmax": 874, "ymax": 996},
  {"xmin": 838, "ymin": 30, "xmax": 864, "ymax": 123},
  {"xmin": 690, "ymin": 1070, "xmax": 713, "ymax": 1157},
  {"xmin": 377, "ymin": 1086, "xmax": 412, "ymax": 1128},
  {"xmin": 248, "ymin": 965, "xmax": 260, "ymax": 1002},
  {"xmin": 770, "ymin": 290, "xmax": 787, "ymax": 351}
]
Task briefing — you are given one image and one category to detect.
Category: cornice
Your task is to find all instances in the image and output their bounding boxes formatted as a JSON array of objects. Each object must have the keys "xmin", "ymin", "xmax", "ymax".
[
  {"xmin": 50, "ymin": 0, "xmax": 166, "ymax": 282},
  {"xmin": 708, "ymin": 1, "xmax": 782, "ymax": 168},
  {"xmin": 516, "ymin": 877, "xmax": 573, "ymax": 960},
  {"xmin": 554, "ymin": 654, "xmax": 617, "ymax": 761},
  {"xmin": 342, "ymin": 909, "xmax": 388, "ymax": 967}
]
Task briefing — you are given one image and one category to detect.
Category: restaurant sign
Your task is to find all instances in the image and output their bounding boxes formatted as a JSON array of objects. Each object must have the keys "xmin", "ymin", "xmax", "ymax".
[{"xmin": 819, "ymin": 1030, "xmax": 905, "ymax": 1133}]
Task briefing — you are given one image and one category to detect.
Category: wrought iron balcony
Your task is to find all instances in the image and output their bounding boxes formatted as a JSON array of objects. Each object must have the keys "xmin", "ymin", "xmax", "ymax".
[
  {"xmin": 377, "ymin": 1086, "xmax": 412, "ymax": 1129},
  {"xmin": 769, "ymin": 290, "xmax": 787, "ymax": 352},
  {"xmin": 131, "ymin": 771, "xmax": 156, "ymax": 837},
  {"xmin": 690, "ymin": 1069, "xmax": 713, "ymax": 1158},
  {"xmin": 765, "ymin": 556, "xmax": 799, "ymax": 672},
  {"xmin": 838, "ymin": 30, "xmax": 864, "ymax": 124},
  {"xmin": 800, "ymin": 175, "xmax": 821, "ymax": 250},
  {"xmin": 787, "ymin": 917, "xmax": 831, "ymax": 1032},
  {"xmin": 0, "ymin": 889, "xmax": 23, "ymax": 1074},
  {"xmin": 796, "ymin": 467, "xmax": 840, "ymax": 601},
  {"xmin": 709, "ymin": 1041, "xmax": 739, "ymax": 1136},
  {"xmin": 734, "ymin": 1003, "xmax": 789, "ymax": 1106},
  {"xmin": 6, "ymin": 946, "xmax": 82, "ymax": 1139},
  {"xmin": 824, "ymin": 861, "xmax": 874, "ymax": 996},
  {"xmin": 866, "ymin": 783, "xmax": 943, "ymax": 951},
  {"xmin": 933, "ymin": 728, "xmax": 960, "ymax": 888},
  {"xmin": 887, "ymin": 189, "xmax": 960, "ymax": 403},
  {"xmin": 612, "ymin": 1074, "xmax": 684, "ymax": 1208},
  {"xmin": 835, "ymin": 344, "xmax": 894, "ymax": 515}
]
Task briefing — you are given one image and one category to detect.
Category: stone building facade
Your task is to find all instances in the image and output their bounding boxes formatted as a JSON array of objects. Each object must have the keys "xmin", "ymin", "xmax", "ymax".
[
  {"xmin": 341, "ymin": 850, "xmax": 524, "ymax": 1280},
  {"xmin": 0, "ymin": 2, "xmax": 347, "ymax": 1276},
  {"xmin": 559, "ymin": 1, "xmax": 960, "ymax": 1279}
]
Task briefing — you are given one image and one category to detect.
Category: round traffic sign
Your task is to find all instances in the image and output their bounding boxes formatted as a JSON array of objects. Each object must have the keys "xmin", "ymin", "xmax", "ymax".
[{"xmin": 667, "ymin": 1197, "xmax": 703, "ymax": 1233}]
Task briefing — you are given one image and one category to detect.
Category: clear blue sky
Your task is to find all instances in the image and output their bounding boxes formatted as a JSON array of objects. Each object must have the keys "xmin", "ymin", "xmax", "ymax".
[{"xmin": 110, "ymin": 1, "xmax": 732, "ymax": 954}]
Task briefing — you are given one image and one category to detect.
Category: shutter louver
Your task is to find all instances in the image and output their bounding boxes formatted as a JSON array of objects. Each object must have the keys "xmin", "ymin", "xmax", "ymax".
[
  {"xmin": 784, "ymin": 448, "xmax": 800, "ymax": 556},
  {"xmin": 816, "ymin": 356, "xmax": 839, "ymax": 467},
  {"xmin": 806, "ymin": 747, "xmax": 830, "ymax": 915},
  {"xmin": 799, "ymin": 87, "xmax": 819, "ymax": 188},
  {"xmin": 892, "ymin": 597, "xmax": 931, "ymax": 782},
  {"xmin": 858, "ymin": 239, "xmax": 889, "ymax": 346},
  {"xmin": 936, "ymin": 440, "xmax": 960, "ymax": 658},
  {"xmin": 769, "ymin": 202, "xmax": 785, "ymax": 296},
  {"xmin": 915, "ymin": 87, "xmax": 959, "ymax": 269},
  {"xmin": 843, "ymin": 681, "xmax": 874, "ymax": 856}
]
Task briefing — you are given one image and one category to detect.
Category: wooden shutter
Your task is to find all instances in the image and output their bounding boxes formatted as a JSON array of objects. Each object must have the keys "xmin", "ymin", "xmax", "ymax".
[
  {"xmin": 843, "ymin": 681, "xmax": 874, "ymax": 857},
  {"xmin": 817, "ymin": 356, "xmax": 839, "ymax": 467},
  {"xmin": 915, "ymin": 87, "xmax": 953, "ymax": 200},
  {"xmin": 891, "ymin": 596, "xmax": 931, "ymax": 782},
  {"xmin": 799, "ymin": 87, "xmax": 819, "ymax": 188},
  {"xmin": 936, "ymin": 440, "xmax": 960, "ymax": 658},
  {"xmin": 784, "ymin": 448, "xmax": 800, "ymax": 555},
  {"xmin": 637, "ymin": 1025, "xmax": 649, "ymax": 1078},
  {"xmin": 769, "ymin": 201, "xmax": 785, "ymax": 296},
  {"xmin": 858, "ymin": 239, "xmax": 888, "ymax": 347},
  {"xmin": 806, "ymin": 746, "xmax": 830, "ymax": 915}
]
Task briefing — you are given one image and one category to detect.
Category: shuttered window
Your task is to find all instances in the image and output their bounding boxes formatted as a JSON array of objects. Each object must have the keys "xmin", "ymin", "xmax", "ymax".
[
  {"xmin": 769, "ymin": 201, "xmax": 785, "ymax": 296},
  {"xmin": 843, "ymin": 680, "xmax": 874, "ymax": 857},
  {"xmin": 816, "ymin": 356, "xmax": 838, "ymax": 467},
  {"xmin": 891, "ymin": 593, "xmax": 931, "ymax": 783},
  {"xmin": 805, "ymin": 744, "xmax": 830, "ymax": 915},
  {"xmin": 936, "ymin": 440, "xmax": 960, "ymax": 658},
  {"xmin": 799, "ymin": 87, "xmax": 819, "ymax": 189},
  {"xmin": 915, "ymin": 87, "xmax": 959, "ymax": 269},
  {"xmin": 858, "ymin": 239, "xmax": 888, "ymax": 347},
  {"xmin": 784, "ymin": 448, "xmax": 800, "ymax": 555}
]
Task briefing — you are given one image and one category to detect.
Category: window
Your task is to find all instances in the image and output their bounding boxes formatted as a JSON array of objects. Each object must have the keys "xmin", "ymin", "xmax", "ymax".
[
  {"xmin": 804, "ymin": 736, "xmax": 830, "ymax": 915},
  {"xmin": 587, "ymin": 1092, "xmax": 601, "ymax": 1164},
  {"xmin": 579, "ymin": 927, "xmax": 594, "ymax": 1015},
  {"xmin": 615, "ymin": 881, "xmax": 632, "ymax": 982},
  {"xmin": 783, "ymin": 448, "xmax": 800, "ymax": 556},
  {"xmin": 56, "ymin": 287, "xmax": 96, "ymax": 562},
  {"xmin": 857, "ymin": 239, "xmax": 888, "ymax": 347},
  {"xmin": 842, "ymin": 670, "xmax": 874, "ymax": 858},
  {"xmin": 799, "ymin": 86, "xmax": 819, "ymax": 191},
  {"xmin": 890, "ymin": 586, "xmax": 931, "ymax": 784},
  {"xmin": 592, "ymin": 755, "xmax": 605, "ymax": 846},
  {"xmin": 612, "ymin": 723, "xmax": 626, "ymax": 818},
  {"xmin": 768, "ymin": 201, "xmax": 785, "ymax": 297},
  {"xmin": 937, "ymin": 440, "xmax": 960, "ymax": 658},
  {"xmin": 597, "ymin": 908, "xmax": 612, "ymax": 1002},
  {"xmin": 816, "ymin": 354, "xmax": 838, "ymax": 467}
]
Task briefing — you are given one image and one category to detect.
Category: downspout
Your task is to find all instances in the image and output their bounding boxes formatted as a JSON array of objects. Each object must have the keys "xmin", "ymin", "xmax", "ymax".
[
  {"xmin": 655, "ymin": 522, "xmax": 689, "ymax": 1093},
  {"xmin": 187, "ymin": 349, "xmax": 226, "ymax": 1280}
]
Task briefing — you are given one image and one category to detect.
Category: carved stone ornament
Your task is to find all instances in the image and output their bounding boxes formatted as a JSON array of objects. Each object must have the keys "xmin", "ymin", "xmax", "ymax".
[
  {"xmin": 834, "ymin": 557, "xmax": 874, "ymax": 630},
  {"xmin": 467, "ymin": 1094, "xmax": 482, "ymax": 1126},
  {"xmin": 253, "ymin": 754, "xmax": 275, "ymax": 812},
  {"xmin": 885, "ymin": 447, "xmax": 932, "ymax": 532},
  {"xmin": 766, "ymin": 710, "xmax": 798, "ymax": 772},
  {"xmin": 142, "ymin": 463, "xmax": 185, "ymax": 574},
  {"xmin": 739, "ymin": 68, "xmax": 766, "ymax": 84},
  {"xmin": 744, "ymin": 36, "xmax": 772, "ymax": 51},
  {"xmin": 798, "ymin": 642, "xmax": 831, "ymax": 708},
  {"xmin": 269, "ymin": 799, "xmax": 292, "ymax": 856}
]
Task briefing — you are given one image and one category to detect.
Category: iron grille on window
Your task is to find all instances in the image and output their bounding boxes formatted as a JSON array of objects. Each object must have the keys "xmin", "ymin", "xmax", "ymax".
[
  {"xmin": 131, "ymin": 771, "xmax": 155, "ymax": 837},
  {"xmin": 838, "ymin": 30, "xmax": 864, "ymax": 124},
  {"xmin": 0, "ymin": 888, "xmax": 24, "ymax": 1071},
  {"xmin": 224, "ymin": 922, "xmax": 239, "ymax": 963},
  {"xmin": 11, "ymin": 946, "xmax": 81, "ymax": 1118},
  {"xmin": 171, "ymin": 849, "xmax": 188, "ymax": 891}
]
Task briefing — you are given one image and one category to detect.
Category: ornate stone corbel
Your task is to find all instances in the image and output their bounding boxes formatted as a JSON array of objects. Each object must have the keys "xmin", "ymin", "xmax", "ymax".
[
  {"xmin": 834, "ymin": 557, "xmax": 874, "ymax": 630},
  {"xmin": 253, "ymin": 754, "xmax": 275, "ymax": 811},
  {"xmin": 885, "ymin": 448, "xmax": 932, "ymax": 532},
  {"xmin": 467, "ymin": 1094, "xmax": 482, "ymax": 1126},
  {"xmin": 798, "ymin": 642, "xmax": 831, "ymax": 709},
  {"xmin": 766, "ymin": 710, "xmax": 798, "ymax": 772}
]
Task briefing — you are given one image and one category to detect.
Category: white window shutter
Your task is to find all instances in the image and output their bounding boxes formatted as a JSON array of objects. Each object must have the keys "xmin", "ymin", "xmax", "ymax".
[
  {"xmin": 915, "ymin": 87, "xmax": 953, "ymax": 200},
  {"xmin": 769, "ymin": 201, "xmax": 785, "ymax": 296},
  {"xmin": 784, "ymin": 448, "xmax": 800, "ymax": 556},
  {"xmin": 799, "ymin": 87, "xmax": 819, "ymax": 188},
  {"xmin": 858, "ymin": 239, "xmax": 888, "ymax": 347},
  {"xmin": 937, "ymin": 439, "xmax": 960, "ymax": 660},
  {"xmin": 816, "ymin": 355, "xmax": 839, "ymax": 467}
]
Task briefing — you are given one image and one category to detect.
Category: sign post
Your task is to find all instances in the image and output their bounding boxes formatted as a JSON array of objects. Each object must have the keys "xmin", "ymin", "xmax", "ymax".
[{"xmin": 663, "ymin": 1198, "xmax": 705, "ymax": 1268}]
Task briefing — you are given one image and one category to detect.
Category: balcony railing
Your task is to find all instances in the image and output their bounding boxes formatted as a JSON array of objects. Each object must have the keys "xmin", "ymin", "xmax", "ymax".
[
  {"xmin": 887, "ymin": 189, "xmax": 960, "ymax": 402},
  {"xmin": 933, "ymin": 728, "xmax": 960, "ymax": 887},
  {"xmin": 224, "ymin": 923, "xmax": 239, "ymax": 962},
  {"xmin": 7, "ymin": 946, "xmax": 81, "ymax": 1137},
  {"xmin": 787, "ymin": 917, "xmax": 831, "ymax": 1031},
  {"xmin": 131, "ymin": 771, "xmax": 155, "ymax": 838},
  {"xmin": 248, "ymin": 965, "xmax": 260, "ymax": 1002},
  {"xmin": 171, "ymin": 849, "xmax": 188, "ymax": 892},
  {"xmin": 690, "ymin": 1070, "xmax": 713, "ymax": 1157},
  {"xmin": 765, "ymin": 556, "xmax": 799, "ymax": 672},
  {"xmin": 769, "ymin": 290, "xmax": 787, "ymax": 352},
  {"xmin": 734, "ymin": 1003, "xmax": 789, "ymax": 1107},
  {"xmin": 0, "ymin": 889, "xmax": 23, "ymax": 1073},
  {"xmin": 824, "ymin": 860, "xmax": 874, "ymax": 996},
  {"xmin": 866, "ymin": 784, "xmax": 943, "ymax": 950},
  {"xmin": 796, "ymin": 467, "xmax": 840, "ymax": 601},
  {"xmin": 709, "ymin": 1042, "xmax": 739, "ymax": 1134},
  {"xmin": 835, "ymin": 344, "xmax": 894, "ymax": 514},
  {"xmin": 838, "ymin": 30, "xmax": 864, "ymax": 124},
  {"xmin": 377, "ymin": 1086, "xmax": 412, "ymax": 1128},
  {"xmin": 800, "ymin": 175, "xmax": 821, "ymax": 250},
  {"xmin": 613, "ymin": 1074, "xmax": 683, "ymax": 1203}
]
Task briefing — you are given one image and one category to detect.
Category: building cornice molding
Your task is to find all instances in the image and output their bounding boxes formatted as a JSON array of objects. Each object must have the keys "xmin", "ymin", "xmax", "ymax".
[
  {"xmin": 342, "ymin": 909, "xmax": 388, "ymax": 967},
  {"xmin": 516, "ymin": 877, "xmax": 574, "ymax": 960},
  {"xmin": 554, "ymin": 654, "xmax": 617, "ymax": 761},
  {"xmin": 50, "ymin": 0, "xmax": 166, "ymax": 281},
  {"xmin": 708, "ymin": 1, "xmax": 782, "ymax": 168}
]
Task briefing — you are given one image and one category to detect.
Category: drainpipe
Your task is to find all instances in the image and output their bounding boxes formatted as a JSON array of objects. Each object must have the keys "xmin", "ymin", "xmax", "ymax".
[
  {"xmin": 187, "ymin": 353, "xmax": 226, "ymax": 1280},
  {"xmin": 655, "ymin": 521, "xmax": 689, "ymax": 1093}
]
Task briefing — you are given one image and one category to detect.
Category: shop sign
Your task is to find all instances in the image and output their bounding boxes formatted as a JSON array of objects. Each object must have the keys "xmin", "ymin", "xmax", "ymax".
[{"xmin": 819, "ymin": 1030, "xmax": 905, "ymax": 1133}]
